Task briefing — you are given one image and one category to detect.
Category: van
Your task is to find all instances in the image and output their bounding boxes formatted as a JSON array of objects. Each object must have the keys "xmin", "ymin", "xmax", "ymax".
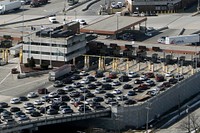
[{"xmin": 49, "ymin": 16, "xmax": 57, "ymax": 23}]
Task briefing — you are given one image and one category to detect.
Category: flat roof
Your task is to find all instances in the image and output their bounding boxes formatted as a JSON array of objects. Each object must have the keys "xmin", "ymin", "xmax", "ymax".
[{"xmin": 80, "ymin": 15, "xmax": 147, "ymax": 35}]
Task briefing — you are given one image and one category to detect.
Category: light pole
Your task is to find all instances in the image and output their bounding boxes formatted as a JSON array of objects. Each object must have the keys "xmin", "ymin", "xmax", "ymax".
[
  {"xmin": 50, "ymin": 32, "xmax": 52, "ymax": 68},
  {"xmin": 40, "ymin": 30, "xmax": 42, "ymax": 65},
  {"xmin": 22, "ymin": 3, "xmax": 24, "ymax": 40},
  {"xmin": 74, "ymin": 10, "xmax": 77, "ymax": 20},
  {"xmin": 186, "ymin": 105, "xmax": 190, "ymax": 132},
  {"xmin": 84, "ymin": 88, "xmax": 86, "ymax": 116},
  {"xmin": 146, "ymin": 102, "xmax": 151, "ymax": 133}
]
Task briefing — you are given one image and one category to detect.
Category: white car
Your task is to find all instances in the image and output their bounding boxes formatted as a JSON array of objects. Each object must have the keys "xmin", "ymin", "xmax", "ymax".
[
  {"xmin": 112, "ymin": 89, "xmax": 122, "ymax": 95},
  {"xmin": 10, "ymin": 97, "xmax": 21, "ymax": 104},
  {"xmin": 48, "ymin": 91, "xmax": 58, "ymax": 98},
  {"xmin": 111, "ymin": 80, "xmax": 121, "ymax": 86},
  {"xmin": 79, "ymin": 71, "xmax": 88, "ymax": 76},
  {"xmin": 63, "ymin": 86, "xmax": 74, "ymax": 92},
  {"xmin": 33, "ymin": 100, "xmax": 44, "ymax": 105},
  {"xmin": 80, "ymin": 78, "xmax": 90, "ymax": 84},
  {"xmin": 73, "ymin": 19, "xmax": 87, "ymax": 25},
  {"xmin": 27, "ymin": 92, "xmax": 38, "ymax": 98},
  {"xmin": 157, "ymin": 36, "xmax": 166, "ymax": 43},
  {"xmin": 127, "ymin": 72, "xmax": 138, "ymax": 78},
  {"xmin": 175, "ymin": 74, "xmax": 184, "ymax": 80},
  {"xmin": 139, "ymin": 75, "xmax": 148, "ymax": 81},
  {"xmin": 165, "ymin": 72, "xmax": 173, "ymax": 77}
]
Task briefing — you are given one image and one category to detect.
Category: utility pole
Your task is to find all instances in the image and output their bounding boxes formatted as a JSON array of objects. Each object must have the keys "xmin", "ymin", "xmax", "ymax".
[{"xmin": 198, "ymin": 0, "xmax": 200, "ymax": 12}]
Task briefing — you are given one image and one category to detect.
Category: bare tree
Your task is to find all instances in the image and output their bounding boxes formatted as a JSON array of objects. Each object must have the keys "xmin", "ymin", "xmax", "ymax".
[{"xmin": 180, "ymin": 112, "xmax": 200, "ymax": 133}]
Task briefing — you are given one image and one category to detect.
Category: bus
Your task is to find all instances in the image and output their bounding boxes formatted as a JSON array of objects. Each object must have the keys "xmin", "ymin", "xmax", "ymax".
[{"xmin": 67, "ymin": 0, "xmax": 78, "ymax": 6}]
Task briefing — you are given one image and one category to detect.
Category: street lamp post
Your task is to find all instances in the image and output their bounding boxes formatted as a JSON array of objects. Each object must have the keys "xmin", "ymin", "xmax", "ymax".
[
  {"xmin": 74, "ymin": 10, "xmax": 77, "ymax": 20},
  {"xmin": 146, "ymin": 103, "xmax": 151, "ymax": 133},
  {"xmin": 50, "ymin": 32, "xmax": 52, "ymax": 68},
  {"xmin": 186, "ymin": 105, "xmax": 190, "ymax": 132}
]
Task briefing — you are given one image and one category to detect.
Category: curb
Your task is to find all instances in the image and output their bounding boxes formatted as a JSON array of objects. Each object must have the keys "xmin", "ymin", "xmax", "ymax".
[
  {"xmin": 0, "ymin": 0, "xmax": 91, "ymax": 27},
  {"xmin": 82, "ymin": 0, "xmax": 100, "ymax": 11}
]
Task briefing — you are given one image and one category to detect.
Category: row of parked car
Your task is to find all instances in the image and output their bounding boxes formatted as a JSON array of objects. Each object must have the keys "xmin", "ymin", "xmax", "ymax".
[{"xmin": 0, "ymin": 69, "xmax": 185, "ymax": 125}]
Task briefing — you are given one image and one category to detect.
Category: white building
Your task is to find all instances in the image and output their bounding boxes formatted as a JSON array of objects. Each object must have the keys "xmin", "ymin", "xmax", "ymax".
[{"xmin": 22, "ymin": 32, "xmax": 87, "ymax": 67}]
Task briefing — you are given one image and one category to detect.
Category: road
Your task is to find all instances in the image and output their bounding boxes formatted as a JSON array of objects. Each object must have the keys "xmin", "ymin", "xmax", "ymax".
[{"xmin": 0, "ymin": 1, "xmax": 200, "ymax": 132}]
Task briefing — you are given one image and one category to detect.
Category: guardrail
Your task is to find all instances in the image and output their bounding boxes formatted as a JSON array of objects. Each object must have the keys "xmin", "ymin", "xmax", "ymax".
[{"xmin": 0, "ymin": 108, "xmax": 111, "ymax": 133}]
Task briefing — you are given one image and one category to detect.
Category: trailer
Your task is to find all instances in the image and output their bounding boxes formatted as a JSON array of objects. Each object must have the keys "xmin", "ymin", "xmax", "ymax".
[
  {"xmin": 165, "ymin": 34, "xmax": 200, "ymax": 45},
  {"xmin": 48, "ymin": 64, "xmax": 74, "ymax": 81},
  {"xmin": 0, "ymin": 1, "xmax": 21, "ymax": 14}
]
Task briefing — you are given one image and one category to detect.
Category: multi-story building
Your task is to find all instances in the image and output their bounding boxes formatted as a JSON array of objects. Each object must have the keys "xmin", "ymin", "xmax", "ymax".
[
  {"xmin": 22, "ymin": 23, "xmax": 87, "ymax": 67},
  {"xmin": 126, "ymin": 0, "xmax": 197, "ymax": 14}
]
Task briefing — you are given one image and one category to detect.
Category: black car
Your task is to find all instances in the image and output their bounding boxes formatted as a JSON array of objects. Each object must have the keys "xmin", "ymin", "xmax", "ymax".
[
  {"xmin": 87, "ymin": 76, "xmax": 96, "ymax": 82},
  {"xmin": 102, "ymin": 83, "xmax": 113, "ymax": 90},
  {"xmin": 126, "ymin": 90, "xmax": 136, "ymax": 96},
  {"xmin": 87, "ymin": 84, "xmax": 96, "ymax": 89},
  {"xmin": 60, "ymin": 95, "xmax": 70, "ymax": 101},
  {"xmin": 30, "ymin": 111, "xmax": 42, "ymax": 117},
  {"xmin": 95, "ymin": 71, "xmax": 104, "ymax": 78},
  {"xmin": 93, "ymin": 97, "xmax": 104, "ymax": 102},
  {"xmin": 62, "ymin": 78, "xmax": 73, "ymax": 84},
  {"xmin": 47, "ymin": 108, "xmax": 58, "ymax": 115},
  {"xmin": 134, "ymin": 79, "xmax": 143, "ymax": 84},
  {"xmin": 71, "ymin": 74, "xmax": 81, "ymax": 80},
  {"xmin": 0, "ymin": 102, "xmax": 9, "ymax": 108},
  {"xmin": 123, "ymin": 84, "xmax": 133, "ymax": 89},
  {"xmin": 10, "ymin": 107, "xmax": 20, "ymax": 112},
  {"xmin": 56, "ymin": 89, "xmax": 66, "ymax": 95},
  {"xmin": 104, "ymin": 93, "xmax": 115, "ymax": 98},
  {"xmin": 119, "ymin": 75, "xmax": 129, "ymax": 82},
  {"xmin": 169, "ymin": 78, "xmax": 178, "ymax": 84},
  {"xmin": 124, "ymin": 99, "xmax": 137, "ymax": 105}
]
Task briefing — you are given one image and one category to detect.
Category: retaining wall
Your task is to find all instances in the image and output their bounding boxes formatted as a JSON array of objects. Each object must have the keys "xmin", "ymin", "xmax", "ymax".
[{"xmin": 85, "ymin": 71, "xmax": 200, "ymax": 130}]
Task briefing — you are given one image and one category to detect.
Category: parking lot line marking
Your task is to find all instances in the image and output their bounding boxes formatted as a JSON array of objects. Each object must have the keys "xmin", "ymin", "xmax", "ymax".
[{"xmin": 0, "ymin": 72, "xmax": 11, "ymax": 86}]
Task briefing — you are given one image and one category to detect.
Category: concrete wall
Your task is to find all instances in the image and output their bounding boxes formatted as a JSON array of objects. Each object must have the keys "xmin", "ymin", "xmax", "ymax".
[{"xmin": 87, "ymin": 71, "xmax": 200, "ymax": 130}]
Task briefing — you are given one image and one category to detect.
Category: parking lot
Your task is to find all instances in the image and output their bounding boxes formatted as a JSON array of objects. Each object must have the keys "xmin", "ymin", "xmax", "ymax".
[{"xmin": 0, "ymin": 56, "xmax": 194, "ymax": 126}]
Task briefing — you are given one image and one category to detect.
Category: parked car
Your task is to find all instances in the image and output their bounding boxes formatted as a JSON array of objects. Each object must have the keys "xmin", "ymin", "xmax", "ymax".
[
  {"xmin": 155, "ymin": 74, "xmax": 165, "ymax": 82},
  {"xmin": 111, "ymin": 80, "xmax": 121, "ymax": 86},
  {"xmin": 134, "ymin": 79, "xmax": 143, "ymax": 84},
  {"xmin": 169, "ymin": 78, "xmax": 178, "ymax": 84},
  {"xmin": 108, "ymin": 72, "xmax": 118, "ymax": 79},
  {"xmin": 124, "ymin": 99, "xmax": 137, "ymax": 105},
  {"xmin": 38, "ymin": 88, "xmax": 49, "ymax": 94},
  {"xmin": 175, "ymin": 74, "xmax": 184, "ymax": 81},
  {"xmin": 0, "ymin": 102, "xmax": 9, "ymax": 108},
  {"xmin": 27, "ymin": 92, "xmax": 38, "ymax": 98},
  {"xmin": 119, "ymin": 75, "xmax": 129, "ymax": 82},
  {"xmin": 10, "ymin": 107, "xmax": 20, "ymax": 112},
  {"xmin": 127, "ymin": 71, "xmax": 138, "ymax": 78},
  {"xmin": 53, "ymin": 80, "xmax": 64, "ymax": 87},
  {"xmin": 123, "ymin": 84, "xmax": 133, "ymax": 89},
  {"xmin": 10, "ymin": 97, "xmax": 21, "ymax": 104},
  {"xmin": 165, "ymin": 72, "xmax": 173, "ymax": 77}
]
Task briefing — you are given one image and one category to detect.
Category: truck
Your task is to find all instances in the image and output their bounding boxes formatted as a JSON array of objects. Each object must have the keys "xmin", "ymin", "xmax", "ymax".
[
  {"xmin": 0, "ymin": 1, "xmax": 21, "ymax": 14},
  {"xmin": 48, "ymin": 64, "xmax": 74, "ymax": 81},
  {"xmin": 165, "ymin": 34, "xmax": 200, "ymax": 45}
]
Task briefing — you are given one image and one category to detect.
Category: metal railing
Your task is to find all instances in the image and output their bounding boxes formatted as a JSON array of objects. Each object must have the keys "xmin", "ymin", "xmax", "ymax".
[{"xmin": 0, "ymin": 108, "xmax": 111, "ymax": 133}]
